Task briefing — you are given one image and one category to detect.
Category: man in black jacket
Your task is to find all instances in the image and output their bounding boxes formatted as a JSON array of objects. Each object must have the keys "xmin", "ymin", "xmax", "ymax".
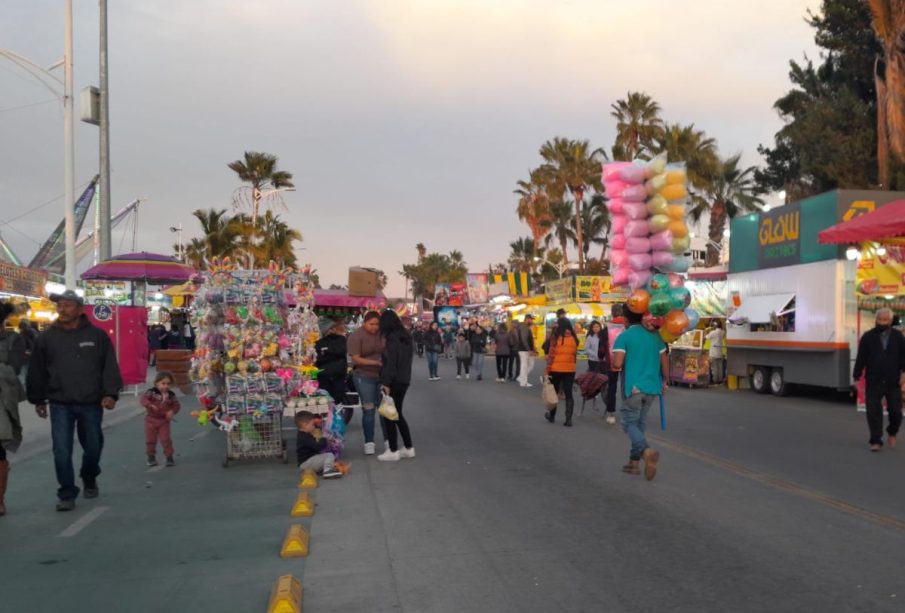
[
  {"xmin": 26, "ymin": 291, "xmax": 123, "ymax": 511},
  {"xmin": 853, "ymin": 308, "xmax": 905, "ymax": 452}
]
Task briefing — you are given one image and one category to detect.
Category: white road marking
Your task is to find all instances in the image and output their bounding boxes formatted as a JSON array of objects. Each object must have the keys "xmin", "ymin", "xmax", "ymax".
[
  {"xmin": 58, "ymin": 506, "xmax": 109, "ymax": 538},
  {"xmin": 189, "ymin": 428, "xmax": 212, "ymax": 442}
]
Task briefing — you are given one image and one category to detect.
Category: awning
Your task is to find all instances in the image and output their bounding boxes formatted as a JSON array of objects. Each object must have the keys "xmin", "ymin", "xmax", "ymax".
[
  {"xmin": 544, "ymin": 303, "xmax": 606, "ymax": 319},
  {"xmin": 729, "ymin": 293, "xmax": 795, "ymax": 324},
  {"xmin": 818, "ymin": 199, "xmax": 905, "ymax": 244}
]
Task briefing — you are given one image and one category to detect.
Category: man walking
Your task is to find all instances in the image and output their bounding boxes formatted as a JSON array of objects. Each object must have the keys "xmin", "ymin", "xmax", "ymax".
[
  {"xmin": 611, "ymin": 306, "xmax": 667, "ymax": 481},
  {"xmin": 853, "ymin": 308, "xmax": 905, "ymax": 452},
  {"xmin": 516, "ymin": 315, "xmax": 536, "ymax": 388},
  {"xmin": 26, "ymin": 290, "xmax": 122, "ymax": 511}
]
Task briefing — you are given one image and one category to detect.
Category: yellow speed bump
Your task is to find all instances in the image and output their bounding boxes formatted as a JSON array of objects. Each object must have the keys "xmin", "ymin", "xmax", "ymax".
[
  {"xmin": 298, "ymin": 469, "xmax": 318, "ymax": 489},
  {"xmin": 290, "ymin": 491, "xmax": 314, "ymax": 517},
  {"xmin": 280, "ymin": 524, "xmax": 310, "ymax": 558},
  {"xmin": 267, "ymin": 574, "xmax": 303, "ymax": 613}
]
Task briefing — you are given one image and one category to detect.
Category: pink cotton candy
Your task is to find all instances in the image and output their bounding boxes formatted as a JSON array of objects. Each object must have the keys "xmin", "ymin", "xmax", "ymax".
[
  {"xmin": 604, "ymin": 180, "xmax": 629, "ymax": 198},
  {"xmin": 618, "ymin": 164, "xmax": 647, "ymax": 184},
  {"xmin": 603, "ymin": 162, "xmax": 632, "ymax": 183},
  {"xmin": 611, "ymin": 234, "xmax": 627, "ymax": 250},
  {"xmin": 628, "ymin": 270, "xmax": 653, "ymax": 290},
  {"xmin": 621, "ymin": 185, "xmax": 648, "ymax": 202},
  {"xmin": 627, "ymin": 253, "xmax": 652, "ymax": 271},
  {"xmin": 612, "ymin": 266, "xmax": 630, "ymax": 287},
  {"xmin": 624, "ymin": 220, "xmax": 650, "ymax": 238},
  {"xmin": 626, "ymin": 237, "xmax": 651, "ymax": 253},
  {"xmin": 609, "ymin": 249, "xmax": 628, "ymax": 268},
  {"xmin": 623, "ymin": 202, "xmax": 649, "ymax": 220},
  {"xmin": 649, "ymin": 229, "xmax": 674, "ymax": 251},
  {"xmin": 607, "ymin": 198, "xmax": 626, "ymax": 215},
  {"xmin": 611, "ymin": 214, "xmax": 627, "ymax": 235},
  {"xmin": 651, "ymin": 251, "xmax": 675, "ymax": 268}
]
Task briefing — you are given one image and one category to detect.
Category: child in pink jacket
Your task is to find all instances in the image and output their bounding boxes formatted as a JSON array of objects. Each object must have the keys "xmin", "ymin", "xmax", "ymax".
[{"xmin": 140, "ymin": 371, "xmax": 181, "ymax": 467}]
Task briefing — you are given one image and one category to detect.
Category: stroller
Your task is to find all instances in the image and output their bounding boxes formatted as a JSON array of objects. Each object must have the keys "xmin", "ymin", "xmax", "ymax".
[{"xmin": 575, "ymin": 371, "xmax": 608, "ymax": 415}]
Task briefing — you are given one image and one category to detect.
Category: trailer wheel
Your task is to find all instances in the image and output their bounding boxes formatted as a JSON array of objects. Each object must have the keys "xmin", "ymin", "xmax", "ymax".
[
  {"xmin": 769, "ymin": 369, "xmax": 790, "ymax": 396},
  {"xmin": 751, "ymin": 367, "xmax": 770, "ymax": 394}
]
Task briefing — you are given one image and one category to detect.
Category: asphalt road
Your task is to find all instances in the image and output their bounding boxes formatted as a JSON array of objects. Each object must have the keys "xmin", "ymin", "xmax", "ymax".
[{"xmin": 1, "ymin": 358, "xmax": 903, "ymax": 612}]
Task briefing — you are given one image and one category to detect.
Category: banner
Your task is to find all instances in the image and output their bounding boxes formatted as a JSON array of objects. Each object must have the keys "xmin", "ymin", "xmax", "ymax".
[
  {"xmin": 448, "ymin": 282, "xmax": 467, "ymax": 307},
  {"xmin": 545, "ymin": 278, "xmax": 573, "ymax": 304},
  {"xmin": 0, "ymin": 262, "xmax": 47, "ymax": 297},
  {"xmin": 435, "ymin": 306, "xmax": 459, "ymax": 330},
  {"xmin": 574, "ymin": 276, "xmax": 611, "ymax": 302},
  {"xmin": 86, "ymin": 305, "xmax": 149, "ymax": 386},
  {"xmin": 434, "ymin": 283, "xmax": 451, "ymax": 306},
  {"xmin": 466, "ymin": 274, "xmax": 489, "ymax": 304},
  {"xmin": 492, "ymin": 272, "xmax": 531, "ymax": 297},
  {"xmin": 856, "ymin": 244, "xmax": 905, "ymax": 296}
]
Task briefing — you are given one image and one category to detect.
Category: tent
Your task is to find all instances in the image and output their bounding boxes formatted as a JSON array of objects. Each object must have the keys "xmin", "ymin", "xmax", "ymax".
[{"xmin": 818, "ymin": 199, "xmax": 905, "ymax": 244}]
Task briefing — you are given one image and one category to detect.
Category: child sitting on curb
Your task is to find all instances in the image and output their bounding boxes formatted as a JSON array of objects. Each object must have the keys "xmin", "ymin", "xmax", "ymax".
[
  {"xmin": 140, "ymin": 371, "xmax": 181, "ymax": 467},
  {"xmin": 296, "ymin": 411, "xmax": 342, "ymax": 479}
]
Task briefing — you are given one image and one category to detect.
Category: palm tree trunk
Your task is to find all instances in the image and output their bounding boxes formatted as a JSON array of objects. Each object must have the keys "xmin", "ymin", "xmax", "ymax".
[
  {"xmin": 706, "ymin": 202, "xmax": 726, "ymax": 267},
  {"xmin": 884, "ymin": 33, "xmax": 905, "ymax": 185},
  {"xmin": 573, "ymin": 190, "xmax": 585, "ymax": 273},
  {"xmin": 877, "ymin": 56, "xmax": 891, "ymax": 187}
]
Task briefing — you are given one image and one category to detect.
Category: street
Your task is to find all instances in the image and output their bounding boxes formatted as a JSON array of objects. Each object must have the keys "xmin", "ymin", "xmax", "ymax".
[{"xmin": 1, "ymin": 360, "xmax": 903, "ymax": 613}]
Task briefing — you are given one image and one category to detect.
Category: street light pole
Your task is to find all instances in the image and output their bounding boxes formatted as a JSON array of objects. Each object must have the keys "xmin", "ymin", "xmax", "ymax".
[
  {"xmin": 249, "ymin": 187, "xmax": 295, "ymax": 269},
  {"xmin": 533, "ymin": 256, "xmax": 566, "ymax": 278},
  {"xmin": 98, "ymin": 0, "xmax": 111, "ymax": 261},
  {"xmin": 63, "ymin": 0, "xmax": 76, "ymax": 288}
]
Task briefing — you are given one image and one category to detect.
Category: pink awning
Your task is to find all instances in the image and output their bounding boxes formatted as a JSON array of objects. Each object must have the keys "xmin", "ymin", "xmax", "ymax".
[
  {"xmin": 81, "ymin": 252, "xmax": 196, "ymax": 284},
  {"xmin": 818, "ymin": 199, "xmax": 905, "ymax": 244}
]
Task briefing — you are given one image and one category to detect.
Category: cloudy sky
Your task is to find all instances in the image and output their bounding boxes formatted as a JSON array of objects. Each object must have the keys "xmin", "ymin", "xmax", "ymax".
[{"xmin": 1, "ymin": 0, "xmax": 820, "ymax": 296}]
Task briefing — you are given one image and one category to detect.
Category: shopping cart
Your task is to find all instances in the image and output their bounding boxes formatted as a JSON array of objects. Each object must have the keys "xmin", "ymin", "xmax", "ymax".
[{"xmin": 222, "ymin": 412, "xmax": 288, "ymax": 467}]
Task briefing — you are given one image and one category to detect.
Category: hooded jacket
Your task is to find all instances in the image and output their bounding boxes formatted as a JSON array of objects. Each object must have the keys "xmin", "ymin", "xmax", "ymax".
[
  {"xmin": 315, "ymin": 333, "xmax": 349, "ymax": 379},
  {"xmin": 27, "ymin": 314, "xmax": 123, "ymax": 406},
  {"xmin": 140, "ymin": 387, "xmax": 181, "ymax": 420},
  {"xmin": 380, "ymin": 328, "xmax": 414, "ymax": 387}
]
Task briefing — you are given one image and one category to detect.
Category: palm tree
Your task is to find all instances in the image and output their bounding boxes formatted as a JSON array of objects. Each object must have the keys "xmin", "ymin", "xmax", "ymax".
[
  {"xmin": 571, "ymin": 194, "xmax": 611, "ymax": 264},
  {"xmin": 448, "ymin": 250, "xmax": 468, "ymax": 280},
  {"xmin": 538, "ymin": 137, "xmax": 604, "ymax": 272},
  {"xmin": 867, "ymin": 0, "xmax": 905, "ymax": 187},
  {"xmin": 187, "ymin": 208, "xmax": 245, "ymax": 265},
  {"xmin": 546, "ymin": 201, "xmax": 577, "ymax": 268},
  {"xmin": 610, "ymin": 92, "xmax": 664, "ymax": 160},
  {"xmin": 653, "ymin": 123, "xmax": 720, "ymax": 220},
  {"xmin": 416, "ymin": 243, "xmax": 427, "ymax": 262},
  {"xmin": 514, "ymin": 169, "xmax": 553, "ymax": 254},
  {"xmin": 508, "ymin": 236, "xmax": 536, "ymax": 272},
  {"xmin": 704, "ymin": 154, "xmax": 765, "ymax": 266},
  {"xmin": 250, "ymin": 210, "xmax": 303, "ymax": 268}
]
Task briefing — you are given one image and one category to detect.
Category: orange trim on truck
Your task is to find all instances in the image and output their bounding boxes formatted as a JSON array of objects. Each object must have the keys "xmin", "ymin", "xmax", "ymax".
[{"xmin": 727, "ymin": 339, "xmax": 849, "ymax": 350}]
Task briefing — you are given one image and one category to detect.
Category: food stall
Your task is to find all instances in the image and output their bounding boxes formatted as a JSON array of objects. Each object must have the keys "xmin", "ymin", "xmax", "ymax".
[
  {"xmin": 537, "ymin": 275, "xmax": 627, "ymax": 356},
  {"xmin": 668, "ymin": 329, "xmax": 709, "ymax": 387}
]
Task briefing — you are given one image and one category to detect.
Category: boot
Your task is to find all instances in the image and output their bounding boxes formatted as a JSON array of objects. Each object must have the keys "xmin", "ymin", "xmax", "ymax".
[
  {"xmin": 563, "ymin": 399, "xmax": 574, "ymax": 427},
  {"xmin": 0, "ymin": 460, "xmax": 9, "ymax": 516},
  {"xmin": 545, "ymin": 408, "xmax": 556, "ymax": 423}
]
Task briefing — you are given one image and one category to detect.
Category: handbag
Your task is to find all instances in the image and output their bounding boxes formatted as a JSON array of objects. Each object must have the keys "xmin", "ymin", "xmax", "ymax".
[
  {"xmin": 542, "ymin": 376, "xmax": 559, "ymax": 409},
  {"xmin": 378, "ymin": 394, "xmax": 399, "ymax": 421}
]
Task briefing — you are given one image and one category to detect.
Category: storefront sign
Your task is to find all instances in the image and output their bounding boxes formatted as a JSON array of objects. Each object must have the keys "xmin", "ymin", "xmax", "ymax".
[
  {"xmin": 466, "ymin": 274, "xmax": 488, "ymax": 304},
  {"xmin": 856, "ymin": 244, "xmax": 905, "ymax": 295},
  {"xmin": 0, "ymin": 262, "xmax": 47, "ymax": 297},
  {"xmin": 574, "ymin": 276, "xmax": 611, "ymax": 302},
  {"xmin": 545, "ymin": 278, "xmax": 573, "ymax": 304},
  {"xmin": 757, "ymin": 202, "xmax": 801, "ymax": 268}
]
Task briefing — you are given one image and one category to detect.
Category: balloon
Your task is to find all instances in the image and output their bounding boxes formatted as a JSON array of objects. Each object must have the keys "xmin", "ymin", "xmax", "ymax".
[
  {"xmin": 622, "ymin": 185, "xmax": 649, "ymax": 202},
  {"xmin": 624, "ymin": 220, "xmax": 651, "ymax": 238},
  {"xmin": 660, "ymin": 328, "xmax": 679, "ymax": 343},
  {"xmin": 610, "ymin": 249, "xmax": 628, "ymax": 268},
  {"xmin": 646, "ymin": 174, "xmax": 667, "ymax": 196},
  {"xmin": 646, "ymin": 155, "xmax": 667, "ymax": 178},
  {"xmin": 603, "ymin": 162, "xmax": 632, "ymax": 182},
  {"xmin": 666, "ymin": 169, "xmax": 687, "ymax": 185},
  {"xmin": 685, "ymin": 308, "xmax": 700, "ymax": 330},
  {"xmin": 648, "ymin": 214, "xmax": 670, "ymax": 233},
  {"xmin": 628, "ymin": 270, "xmax": 652, "ymax": 291},
  {"xmin": 618, "ymin": 164, "xmax": 647, "ymax": 184},
  {"xmin": 664, "ymin": 309, "xmax": 690, "ymax": 336},
  {"xmin": 608, "ymin": 198, "xmax": 626, "ymax": 215},
  {"xmin": 611, "ymin": 234, "xmax": 627, "ymax": 250},
  {"xmin": 626, "ymin": 289, "xmax": 650, "ymax": 314},
  {"xmin": 666, "ymin": 204, "xmax": 686, "ymax": 220},
  {"xmin": 651, "ymin": 251, "xmax": 675, "ymax": 268},
  {"xmin": 668, "ymin": 220, "xmax": 689, "ymax": 238},
  {"xmin": 671, "ymin": 235, "xmax": 691, "ymax": 254},
  {"xmin": 643, "ymin": 313, "xmax": 664, "ymax": 329},
  {"xmin": 626, "ymin": 237, "xmax": 652, "ymax": 253},
  {"xmin": 623, "ymin": 202, "xmax": 649, "ymax": 220},
  {"xmin": 627, "ymin": 253, "xmax": 652, "ymax": 271},
  {"xmin": 669, "ymin": 286, "xmax": 692, "ymax": 309},
  {"xmin": 648, "ymin": 273, "xmax": 671, "ymax": 292},
  {"xmin": 647, "ymin": 195, "xmax": 669, "ymax": 216},
  {"xmin": 661, "ymin": 184, "xmax": 688, "ymax": 201},
  {"xmin": 611, "ymin": 214, "xmax": 627, "ymax": 234},
  {"xmin": 650, "ymin": 230, "xmax": 673, "ymax": 251},
  {"xmin": 648, "ymin": 292, "xmax": 672, "ymax": 317},
  {"xmin": 667, "ymin": 273, "xmax": 685, "ymax": 289}
]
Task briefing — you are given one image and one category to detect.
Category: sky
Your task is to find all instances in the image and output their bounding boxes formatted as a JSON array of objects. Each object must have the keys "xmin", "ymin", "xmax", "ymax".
[{"xmin": 0, "ymin": 0, "xmax": 821, "ymax": 297}]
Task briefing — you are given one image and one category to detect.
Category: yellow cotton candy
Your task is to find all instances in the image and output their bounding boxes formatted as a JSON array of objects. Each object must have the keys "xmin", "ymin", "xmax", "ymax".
[
  {"xmin": 647, "ymin": 196, "xmax": 668, "ymax": 216},
  {"xmin": 646, "ymin": 156, "xmax": 667, "ymax": 178},
  {"xmin": 667, "ymin": 204, "xmax": 686, "ymax": 220},
  {"xmin": 669, "ymin": 220, "xmax": 689, "ymax": 238},
  {"xmin": 666, "ymin": 170, "xmax": 687, "ymax": 185},
  {"xmin": 660, "ymin": 184, "xmax": 688, "ymax": 201},
  {"xmin": 649, "ymin": 215, "xmax": 671, "ymax": 233}
]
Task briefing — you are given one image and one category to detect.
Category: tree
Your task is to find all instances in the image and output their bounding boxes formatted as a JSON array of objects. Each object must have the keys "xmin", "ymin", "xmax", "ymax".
[
  {"xmin": 867, "ymin": 0, "xmax": 905, "ymax": 187},
  {"xmin": 400, "ymin": 245, "xmax": 468, "ymax": 303},
  {"xmin": 545, "ymin": 201, "xmax": 577, "ymax": 268},
  {"xmin": 183, "ymin": 208, "xmax": 245, "ymax": 267},
  {"xmin": 610, "ymin": 92, "xmax": 664, "ymax": 160},
  {"xmin": 538, "ymin": 137, "xmax": 605, "ymax": 273},
  {"xmin": 653, "ymin": 123, "xmax": 721, "ymax": 220},
  {"xmin": 249, "ymin": 210, "xmax": 303, "ymax": 268},
  {"xmin": 704, "ymin": 155, "xmax": 765, "ymax": 266},
  {"xmin": 571, "ymin": 194, "xmax": 611, "ymax": 263},
  {"xmin": 514, "ymin": 169, "xmax": 553, "ymax": 255},
  {"xmin": 508, "ymin": 237, "xmax": 537, "ymax": 273}
]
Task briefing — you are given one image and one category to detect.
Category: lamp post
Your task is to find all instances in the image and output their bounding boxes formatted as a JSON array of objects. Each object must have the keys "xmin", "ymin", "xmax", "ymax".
[
  {"xmin": 169, "ymin": 224, "xmax": 184, "ymax": 262},
  {"xmin": 0, "ymin": 0, "xmax": 76, "ymax": 287},
  {"xmin": 533, "ymin": 256, "xmax": 569, "ymax": 278},
  {"xmin": 249, "ymin": 187, "xmax": 295, "ymax": 269}
]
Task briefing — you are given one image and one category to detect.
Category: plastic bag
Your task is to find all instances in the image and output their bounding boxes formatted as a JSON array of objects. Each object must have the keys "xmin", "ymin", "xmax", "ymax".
[
  {"xmin": 542, "ymin": 377, "xmax": 558, "ymax": 409},
  {"xmin": 378, "ymin": 394, "xmax": 399, "ymax": 421}
]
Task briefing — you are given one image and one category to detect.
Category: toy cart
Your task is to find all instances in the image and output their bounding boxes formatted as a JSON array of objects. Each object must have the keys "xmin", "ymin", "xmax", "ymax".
[{"xmin": 222, "ymin": 413, "xmax": 288, "ymax": 468}]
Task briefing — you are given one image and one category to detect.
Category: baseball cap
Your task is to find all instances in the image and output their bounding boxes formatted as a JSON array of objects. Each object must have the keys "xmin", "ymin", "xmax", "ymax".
[
  {"xmin": 556, "ymin": 308, "xmax": 566, "ymax": 317},
  {"xmin": 524, "ymin": 314, "xmax": 534, "ymax": 321},
  {"xmin": 50, "ymin": 289, "xmax": 84, "ymax": 306}
]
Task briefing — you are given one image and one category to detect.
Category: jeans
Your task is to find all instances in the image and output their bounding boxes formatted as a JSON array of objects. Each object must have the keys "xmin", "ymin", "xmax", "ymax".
[
  {"xmin": 471, "ymin": 352, "xmax": 485, "ymax": 379},
  {"xmin": 509, "ymin": 352, "xmax": 520, "ymax": 380},
  {"xmin": 517, "ymin": 351, "xmax": 535, "ymax": 386},
  {"xmin": 353, "ymin": 373, "xmax": 386, "ymax": 444},
  {"xmin": 620, "ymin": 393, "xmax": 656, "ymax": 460},
  {"xmin": 456, "ymin": 358, "xmax": 470, "ymax": 375},
  {"xmin": 865, "ymin": 382, "xmax": 903, "ymax": 446},
  {"xmin": 381, "ymin": 382, "xmax": 413, "ymax": 452},
  {"xmin": 496, "ymin": 355, "xmax": 510, "ymax": 379},
  {"xmin": 426, "ymin": 351, "xmax": 440, "ymax": 378},
  {"xmin": 50, "ymin": 403, "xmax": 104, "ymax": 501}
]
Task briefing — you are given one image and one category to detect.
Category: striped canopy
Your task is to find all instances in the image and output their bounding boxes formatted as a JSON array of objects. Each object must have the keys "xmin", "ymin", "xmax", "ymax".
[{"xmin": 81, "ymin": 252, "xmax": 196, "ymax": 284}]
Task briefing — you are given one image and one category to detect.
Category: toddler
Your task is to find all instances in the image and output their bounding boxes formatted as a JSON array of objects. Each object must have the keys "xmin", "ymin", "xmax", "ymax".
[
  {"xmin": 140, "ymin": 371, "xmax": 181, "ymax": 467},
  {"xmin": 454, "ymin": 332, "xmax": 472, "ymax": 379},
  {"xmin": 296, "ymin": 411, "xmax": 342, "ymax": 479}
]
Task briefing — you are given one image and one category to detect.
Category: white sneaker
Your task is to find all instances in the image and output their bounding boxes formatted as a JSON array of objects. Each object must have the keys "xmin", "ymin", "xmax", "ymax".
[
  {"xmin": 520, "ymin": 382, "xmax": 533, "ymax": 388},
  {"xmin": 323, "ymin": 468, "xmax": 343, "ymax": 479},
  {"xmin": 399, "ymin": 447, "xmax": 416, "ymax": 459},
  {"xmin": 456, "ymin": 375, "xmax": 461, "ymax": 380},
  {"xmin": 606, "ymin": 414, "xmax": 617, "ymax": 425},
  {"xmin": 466, "ymin": 374, "xmax": 470, "ymax": 379},
  {"xmin": 364, "ymin": 442, "xmax": 376, "ymax": 455},
  {"xmin": 378, "ymin": 449, "xmax": 401, "ymax": 462},
  {"xmin": 435, "ymin": 376, "xmax": 441, "ymax": 381}
]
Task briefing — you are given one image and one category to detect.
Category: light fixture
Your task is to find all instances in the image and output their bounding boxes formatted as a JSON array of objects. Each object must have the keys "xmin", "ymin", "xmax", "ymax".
[
  {"xmin": 763, "ymin": 204, "xmax": 772, "ymax": 212},
  {"xmin": 44, "ymin": 281, "xmax": 66, "ymax": 295},
  {"xmin": 103, "ymin": 288, "xmax": 114, "ymax": 298},
  {"xmin": 885, "ymin": 295, "xmax": 895, "ymax": 300},
  {"xmin": 778, "ymin": 189, "xmax": 787, "ymax": 202},
  {"xmin": 876, "ymin": 246, "xmax": 887, "ymax": 256},
  {"xmin": 722, "ymin": 228, "xmax": 730, "ymax": 238},
  {"xmin": 154, "ymin": 292, "xmax": 164, "ymax": 300},
  {"xmin": 845, "ymin": 246, "xmax": 860, "ymax": 261}
]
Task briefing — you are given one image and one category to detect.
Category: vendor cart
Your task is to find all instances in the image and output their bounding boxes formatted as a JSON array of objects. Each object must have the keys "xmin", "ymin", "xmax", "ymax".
[
  {"xmin": 668, "ymin": 329, "xmax": 709, "ymax": 387},
  {"xmin": 223, "ymin": 413, "xmax": 288, "ymax": 468}
]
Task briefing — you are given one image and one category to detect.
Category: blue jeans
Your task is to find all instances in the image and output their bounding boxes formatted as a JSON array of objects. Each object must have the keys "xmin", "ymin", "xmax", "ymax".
[
  {"xmin": 471, "ymin": 352, "xmax": 485, "ymax": 379},
  {"xmin": 620, "ymin": 393, "xmax": 656, "ymax": 461},
  {"xmin": 352, "ymin": 373, "xmax": 386, "ymax": 444},
  {"xmin": 50, "ymin": 404, "xmax": 104, "ymax": 501},
  {"xmin": 426, "ymin": 351, "xmax": 439, "ymax": 378}
]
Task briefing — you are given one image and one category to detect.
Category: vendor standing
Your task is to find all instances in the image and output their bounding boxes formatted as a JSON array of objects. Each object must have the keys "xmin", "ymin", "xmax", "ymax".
[{"xmin": 853, "ymin": 307, "xmax": 905, "ymax": 452}]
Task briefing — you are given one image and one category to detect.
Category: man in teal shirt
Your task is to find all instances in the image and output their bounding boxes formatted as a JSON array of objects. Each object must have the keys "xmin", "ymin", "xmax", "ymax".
[{"xmin": 612, "ymin": 306, "xmax": 668, "ymax": 480}]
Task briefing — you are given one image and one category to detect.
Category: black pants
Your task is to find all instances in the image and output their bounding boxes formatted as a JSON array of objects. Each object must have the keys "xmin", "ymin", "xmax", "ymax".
[
  {"xmin": 605, "ymin": 370, "xmax": 620, "ymax": 414},
  {"xmin": 456, "ymin": 358, "xmax": 470, "ymax": 375},
  {"xmin": 587, "ymin": 360, "xmax": 601, "ymax": 374},
  {"xmin": 509, "ymin": 353, "xmax": 520, "ymax": 379},
  {"xmin": 496, "ymin": 355, "xmax": 510, "ymax": 379},
  {"xmin": 550, "ymin": 372, "xmax": 575, "ymax": 405},
  {"xmin": 381, "ymin": 382, "xmax": 413, "ymax": 452},
  {"xmin": 0, "ymin": 444, "xmax": 6, "ymax": 461},
  {"xmin": 865, "ymin": 382, "xmax": 903, "ymax": 446},
  {"xmin": 317, "ymin": 374, "xmax": 346, "ymax": 405}
]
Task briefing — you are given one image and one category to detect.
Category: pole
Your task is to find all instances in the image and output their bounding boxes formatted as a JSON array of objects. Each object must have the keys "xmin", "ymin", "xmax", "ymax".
[
  {"xmin": 63, "ymin": 0, "xmax": 76, "ymax": 288},
  {"xmin": 250, "ymin": 186, "xmax": 260, "ymax": 269},
  {"xmin": 98, "ymin": 0, "xmax": 111, "ymax": 261}
]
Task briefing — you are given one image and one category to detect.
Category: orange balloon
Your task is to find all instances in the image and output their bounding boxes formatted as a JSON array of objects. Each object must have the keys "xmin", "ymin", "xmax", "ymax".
[
  {"xmin": 668, "ymin": 220, "xmax": 689, "ymax": 238},
  {"xmin": 660, "ymin": 328, "xmax": 679, "ymax": 343},
  {"xmin": 664, "ymin": 308, "xmax": 690, "ymax": 337},
  {"xmin": 626, "ymin": 289, "xmax": 650, "ymax": 314}
]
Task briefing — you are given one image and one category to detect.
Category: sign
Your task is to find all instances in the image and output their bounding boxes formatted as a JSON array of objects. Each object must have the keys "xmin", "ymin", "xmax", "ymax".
[
  {"xmin": 669, "ymin": 349, "xmax": 710, "ymax": 385},
  {"xmin": 757, "ymin": 201, "xmax": 801, "ymax": 268},
  {"xmin": 0, "ymin": 262, "xmax": 47, "ymax": 297},
  {"xmin": 466, "ymin": 274, "xmax": 489, "ymax": 304},
  {"xmin": 856, "ymin": 244, "xmax": 905, "ymax": 295},
  {"xmin": 92, "ymin": 304, "xmax": 114, "ymax": 321},
  {"xmin": 574, "ymin": 276, "xmax": 611, "ymax": 302},
  {"xmin": 545, "ymin": 278, "xmax": 573, "ymax": 304}
]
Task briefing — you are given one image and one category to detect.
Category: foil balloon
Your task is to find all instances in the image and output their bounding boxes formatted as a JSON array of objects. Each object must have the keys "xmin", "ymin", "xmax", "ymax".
[
  {"xmin": 667, "ymin": 273, "xmax": 685, "ymax": 289},
  {"xmin": 660, "ymin": 328, "xmax": 679, "ymax": 343},
  {"xmin": 669, "ymin": 286, "xmax": 692, "ymax": 309},
  {"xmin": 664, "ymin": 309, "xmax": 690, "ymax": 336},
  {"xmin": 648, "ymin": 292, "xmax": 672, "ymax": 317},
  {"xmin": 643, "ymin": 313, "xmax": 664, "ymax": 329},
  {"xmin": 626, "ymin": 289, "xmax": 650, "ymax": 314},
  {"xmin": 685, "ymin": 307, "xmax": 700, "ymax": 330},
  {"xmin": 648, "ymin": 273, "xmax": 671, "ymax": 293}
]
